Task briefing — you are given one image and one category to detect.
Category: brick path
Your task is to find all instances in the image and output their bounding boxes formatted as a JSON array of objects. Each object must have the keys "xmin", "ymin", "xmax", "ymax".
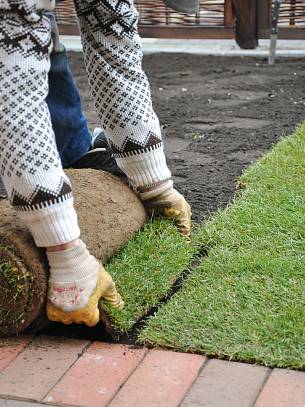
[{"xmin": 0, "ymin": 336, "xmax": 304, "ymax": 407}]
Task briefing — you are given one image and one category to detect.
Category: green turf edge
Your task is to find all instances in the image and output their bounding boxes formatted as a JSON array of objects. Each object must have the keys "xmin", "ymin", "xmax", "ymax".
[
  {"xmin": 138, "ymin": 125, "xmax": 305, "ymax": 369},
  {"xmin": 0, "ymin": 260, "xmax": 21, "ymax": 324},
  {"xmin": 101, "ymin": 219, "xmax": 197, "ymax": 332},
  {"xmin": 0, "ymin": 247, "xmax": 32, "ymax": 335}
]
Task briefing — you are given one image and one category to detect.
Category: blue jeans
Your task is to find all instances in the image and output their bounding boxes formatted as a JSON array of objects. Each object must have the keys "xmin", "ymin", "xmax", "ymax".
[{"xmin": 46, "ymin": 48, "xmax": 92, "ymax": 168}]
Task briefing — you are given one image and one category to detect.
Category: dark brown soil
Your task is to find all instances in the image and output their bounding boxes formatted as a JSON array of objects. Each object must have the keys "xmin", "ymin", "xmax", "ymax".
[{"xmin": 69, "ymin": 53, "xmax": 305, "ymax": 222}]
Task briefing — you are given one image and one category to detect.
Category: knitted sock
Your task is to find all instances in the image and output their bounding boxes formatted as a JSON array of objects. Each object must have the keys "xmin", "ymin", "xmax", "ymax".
[
  {"xmin": 47, "ymin": 240, "xmax": 100, "ymax": 312},
  {"xmin": 75, "ymin": 0, "xmax": 171, "ymax": 188},
  {"xmin": 0, "ymin": 10, "xmax": 80, "ymax": 247}
]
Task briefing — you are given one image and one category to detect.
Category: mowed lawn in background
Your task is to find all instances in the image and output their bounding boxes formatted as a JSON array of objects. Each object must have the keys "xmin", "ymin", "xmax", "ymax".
[{"xmin": 139, "ymin": 125, "xmax": 305, "ymax": 369}]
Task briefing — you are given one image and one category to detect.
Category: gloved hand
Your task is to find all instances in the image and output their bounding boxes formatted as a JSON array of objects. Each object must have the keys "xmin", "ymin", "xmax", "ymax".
[
  {"xmin": 47, "ymin": 265, "xmax": 124, "ymax": 327},
  {"xmin": 139, "ymin": 180, "xmax": 191, "ymax": 236},
  {"xmin": 46, "ymin": 241, "xmax": 124, "ymax": 327}
]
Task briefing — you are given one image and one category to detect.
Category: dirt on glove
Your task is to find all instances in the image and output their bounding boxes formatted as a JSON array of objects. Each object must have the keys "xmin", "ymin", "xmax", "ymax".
[{"xmin": 0, "ymin": 169, "xmax": 146, "ymax": 337}]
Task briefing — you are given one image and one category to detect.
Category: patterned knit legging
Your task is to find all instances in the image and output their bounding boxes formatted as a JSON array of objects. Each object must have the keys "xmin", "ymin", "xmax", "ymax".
[{"xmin": 0, "ymin": 0, "xmax": 170, "ymax": 247}]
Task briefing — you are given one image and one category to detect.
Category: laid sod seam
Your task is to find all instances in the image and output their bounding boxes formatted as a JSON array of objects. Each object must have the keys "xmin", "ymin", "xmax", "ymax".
[
  {"xmin": 139, "ymin": 125, "xmax": 305, "ymax": 370},
  {"xmin": 100, "ymin": 219, "xmax": 198, "ymax": 338},
  {"xmin": 114, "ymin": 245, "xmax": 207, "ymax": 340}
]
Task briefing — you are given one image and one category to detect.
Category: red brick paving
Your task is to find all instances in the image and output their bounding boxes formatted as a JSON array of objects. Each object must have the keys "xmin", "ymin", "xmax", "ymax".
[
  {"xmin": 181, "ymin": 359, "xmax": 269, "ymax": 407},
  {"xmin": 108, "ymin": 349, "xmax": 206, "ymax": 407},
  {"xmin": 254, "ymin": 368, "xmax": 305, "ymax": 407},
  {"xmin": 0, "ymin": 336, "xmax": 304, "ymax": 407},
  {"xmin": 0, "ymin": 400, "xmax": 51, "ymax": 407},
  {"xmin": 45, "ymin": 342, "xmax": 147, "ymax": 407},
  {"xmin": 0, "ymin": 337, "xmax": 32, "ymax": 373},
  {"xmin": 0, "ymin": 336, "xmax": 88, "ymax": 401}
]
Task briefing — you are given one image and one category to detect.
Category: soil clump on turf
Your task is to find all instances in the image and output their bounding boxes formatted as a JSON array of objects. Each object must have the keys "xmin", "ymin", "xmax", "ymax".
[{"xmin": 68, "ymin": 53, "xmax": 305, "ymax": 222}]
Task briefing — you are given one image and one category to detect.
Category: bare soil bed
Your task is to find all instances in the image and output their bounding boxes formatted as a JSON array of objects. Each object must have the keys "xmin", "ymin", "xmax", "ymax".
[{"xmin": 70, "ymin": 52, "xmax": 305, "ymax": 222}]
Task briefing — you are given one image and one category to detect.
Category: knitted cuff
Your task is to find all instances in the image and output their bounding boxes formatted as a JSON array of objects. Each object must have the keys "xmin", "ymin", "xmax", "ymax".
[
  {"xmin": 115, "ymin": 145, "xmax": 171, "ymax": 188},
  {"xmin": 138, "ymin": 180, "xmax": 173, "ymax": 201},
  {"xmin": 17, "ymin": 198, "xmax": 80, "ymax": 247},
  {"xmin": 47, "ymin": 240, "xmax": 99, "ymax": 283}
]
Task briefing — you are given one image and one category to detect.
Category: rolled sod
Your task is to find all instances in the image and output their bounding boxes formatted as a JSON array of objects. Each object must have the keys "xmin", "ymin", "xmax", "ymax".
[{"xmin": 0, "ymin": 169, "xmax": 146, "ymax": 337}]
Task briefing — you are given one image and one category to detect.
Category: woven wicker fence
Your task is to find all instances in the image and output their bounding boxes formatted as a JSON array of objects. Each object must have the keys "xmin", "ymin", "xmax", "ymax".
[
  {"xmin": 54, "ymin": 1, "xmax": 226, "ymax": 27},
  {"xmin": 54, "ymin": 0, "xmax": 305, "ymax": 38},
  {"xmin": 278, "ymin": 0, "xmax": 305, "ymax": 26},
  {"xmin": 54, "ymin": 0, "xmax": 77, "ymax": 26},
  {"xmin": 135, "ymin": 1, "xmax": 225, "ymax": 26}
]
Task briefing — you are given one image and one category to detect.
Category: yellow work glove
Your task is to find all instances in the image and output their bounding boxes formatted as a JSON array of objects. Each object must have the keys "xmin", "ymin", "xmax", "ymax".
[
  {"xmin": 47, "ymin": 265, "xmax": 124, "ymax": 327},
  {"xmin": 46, "ymin": 241, "xmax": 124, "ymax": 327},
  {"xmin": 139, "ymin": 180, "xmax": 191, "ymax": 236}
]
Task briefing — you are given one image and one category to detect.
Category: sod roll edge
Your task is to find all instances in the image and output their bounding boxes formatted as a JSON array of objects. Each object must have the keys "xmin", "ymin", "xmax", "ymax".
[{"xmin": 0, "ymin": 169, "xmax": 147, "ymax": 336}]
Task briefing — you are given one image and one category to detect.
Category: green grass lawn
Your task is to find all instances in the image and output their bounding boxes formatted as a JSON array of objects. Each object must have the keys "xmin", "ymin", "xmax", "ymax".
[
  {"xmin": 139, "ymin": 125, "xmax": 305, "ymax": 369},
  {"xmin": 101, "ymin": 220, "xmax": 196, "ymax": 334}
]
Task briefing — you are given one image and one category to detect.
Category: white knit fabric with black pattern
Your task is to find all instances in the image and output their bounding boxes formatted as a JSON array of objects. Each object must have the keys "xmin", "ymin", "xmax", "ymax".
[
  {"xmin": 74, "ymin": 0, "xmax": 171, "ymax": 186},
  {"xmin": 0, "ymin": 0, "xmax": 170, "ymax": 246},
  {"xmin": 0, "ymin": 7, "xmax": 80, "ymax": 247}
]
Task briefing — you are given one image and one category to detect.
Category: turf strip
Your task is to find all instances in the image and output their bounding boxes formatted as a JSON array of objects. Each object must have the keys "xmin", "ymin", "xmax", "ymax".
[
  {"xmin": 100, "ymin": 220, "xmax": 196, "ymax": 337},
  {"xmin": 139, "ymin": 125, "xmax": 305, "ymax": 369}
]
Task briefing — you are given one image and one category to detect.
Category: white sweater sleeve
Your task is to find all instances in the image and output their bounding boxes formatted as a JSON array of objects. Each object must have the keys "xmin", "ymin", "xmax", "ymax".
[
  {"xmin": 0, "ymin": 9, "xmax": 80, "ymax": 247},
  {"xmin": 0, "ymin": 0, "xmax": 55, "ymax": 19}
]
